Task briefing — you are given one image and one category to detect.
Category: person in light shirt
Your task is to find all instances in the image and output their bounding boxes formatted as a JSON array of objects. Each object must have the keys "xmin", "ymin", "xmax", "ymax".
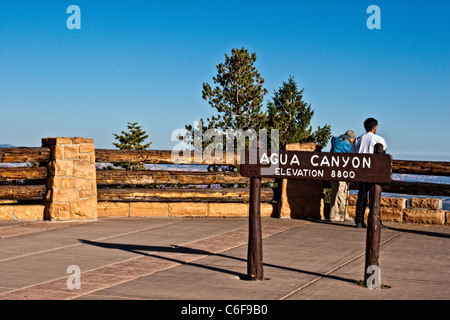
[{"xmin": 351, "ymin": 118, "xmax": 388, "ymax": 228}]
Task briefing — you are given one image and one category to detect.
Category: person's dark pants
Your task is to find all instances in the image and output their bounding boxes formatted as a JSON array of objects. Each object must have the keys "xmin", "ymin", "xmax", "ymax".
[{"xmin": 355, "ymin": 182, "xmax": 372, "ymax": 225}]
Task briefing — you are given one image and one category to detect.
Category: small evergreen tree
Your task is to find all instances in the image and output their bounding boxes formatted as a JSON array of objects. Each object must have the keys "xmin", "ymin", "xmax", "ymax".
[
  {"xmin": 267, "ymin": 76, "xmax": 331, "ymax": 149},
  {"xmin": 112, "ymin": 122, "xmax": 151, "ymax": 170}
]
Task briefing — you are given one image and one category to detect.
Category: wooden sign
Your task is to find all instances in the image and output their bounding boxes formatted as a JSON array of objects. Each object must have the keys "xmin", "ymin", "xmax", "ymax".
[
  {"xmin": 242, "ymin": 144, "xmax": 388, "ymax": 285},
  {"xmin": 240, "ymin": 150, "xmax": 392, "ymax": 184}
]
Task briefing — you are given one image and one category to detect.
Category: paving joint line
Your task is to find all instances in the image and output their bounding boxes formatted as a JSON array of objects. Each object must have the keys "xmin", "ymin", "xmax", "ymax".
[
  {"xmin": 279, "ymin": 231, "xmax": 402, "ymax": 300},
  {"xmin": 0, "ymin": 220, "xmax": 179, "ymax": 263}
]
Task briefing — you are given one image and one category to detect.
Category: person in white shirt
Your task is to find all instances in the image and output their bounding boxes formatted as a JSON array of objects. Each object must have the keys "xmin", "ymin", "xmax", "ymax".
[{"xmin": 351, "ymin": 118, "xmax": 388, "ymax": 228}]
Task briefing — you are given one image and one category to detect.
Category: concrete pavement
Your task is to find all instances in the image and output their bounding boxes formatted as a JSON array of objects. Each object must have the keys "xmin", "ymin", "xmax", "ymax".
[{"xmin": 0, "ymin": 217, "xmax": 449, "ymax": 301}]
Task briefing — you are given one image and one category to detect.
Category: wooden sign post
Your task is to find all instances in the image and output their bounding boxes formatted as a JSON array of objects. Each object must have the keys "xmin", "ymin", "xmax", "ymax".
[
  {"xmin": 364, "ymin": 143, "xmax": 384, "ymax": 289},
  {"xmin": 247, "ymin": 176, "xmax": 263, "ymax": 280},
  {"xmin": 240, "ymin": 144, "xmax": 392, "ymax": 284}
]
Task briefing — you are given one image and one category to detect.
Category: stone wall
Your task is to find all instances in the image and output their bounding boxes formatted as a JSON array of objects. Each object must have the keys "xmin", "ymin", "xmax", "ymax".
[
  {"xmin": 404, "ymin": 197, "xmax": 448, "ymax": 225},
  {"xmin": 0, "ymin": 202, "xmax": 44, "ymax": 220},
  {"xmin": 346, "ymin": 194, "xmax": 406, "ymax": 222},
  {"xmin": 345, "ymin": 194, "xmax": 449, "ymax": 226},
  {"xmin": 97, "ymin": 202, "xmax": 276, "ymax": 218}
]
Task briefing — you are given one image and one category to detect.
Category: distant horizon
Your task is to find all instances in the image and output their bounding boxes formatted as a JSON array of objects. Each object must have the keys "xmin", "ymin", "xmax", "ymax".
[{"xmin": 0, "ymin": 142, "xmax": 449, "ymax": 162}]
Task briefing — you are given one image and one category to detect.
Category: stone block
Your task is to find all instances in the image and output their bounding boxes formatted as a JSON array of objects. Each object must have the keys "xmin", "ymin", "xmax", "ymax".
[
  {"xmin": 79, "ymin": 189, "xmax": 94, "ymax": 199},
  {"xmin": 403, "ymin": 208, "xmax": 445, "ymax": 225},
  {"xmin": 73, "ymin": 165, "xmax": 96, "ymax": 180},
  {"xmin": 208, "ymin": 203, "xmax": 248, "ymax": 217},
  {"xmin": 261, "ymin": 203, "xmax": 276, "ymax": 217},
  {"xmin": 60, "ymin": 177, "xmax": 75, "ymax": 189},
  {"xmin": 168, "ymin": 202, "xmax": 207, "ymax": 217},
  {"xmin": 91, "ymin": 182, "xmax": 98, "ymax": 196},
  {"xmin": 346, "ymin": 206, "xmax": 369, "ymax": 219},
  {"xmin": 13, "ymin": 205, "xmax": 45, "ymax": 220},
  {"xmin": 0, "ymin": 206, "xmax": 14, "ymax": 220},
  {"xmin": 446, "ymin": 212, "xmax": 450, "ymax": 226},
  {"xmin": 59, "ymin": 210, "xmax": 71, "ymax": 220},
  {"xmin": 69, "ymin": 198, "xmax": 98, "ymax": 220},
  {"xmin": 45, "ymin": 203, "xmax": 69, "ymax": 221},
  {"xmin": 98, "ymin": 202, "xmax": 129, "ymax": 217},
  {"xmin": 380, "ymin": 207, "xmax": 403, "ymax": 222},
  {"xmin": 64, "ymin": 145, "xmax": 79, "ymax": 160},
  {"xmin": 347, "ymin": 206, "xmax": 401, "ymax": 222},
  {"xmin": 410, "ymin": 198, "xmax": 443, "ymax": 210},
  {"xmin": 52, "ymin": 189, "xmax": 79, "ymax": 202},
  {"xmin": 72, "ymin": 137, "xmax": 94, "ymax": 144},
  {"xmin": 130, "ymin": 202, "xmax": 168, "ymax": 217},
  {"xmin": 53, "ymin": 160, "xmax": 73, "ymax": 176},
  {"xmin": 73, "ymin": 160, "xmax": 91, "ymax": 166},
  {"xmin": 381, "ymin": 197, "xmax": 407, "ymax": 209},
  {"xmin": 79, "ymin": 144, "xmax": 95, "ymax": 153},
  {"xmin": 74, "ymin": 178, "xmax": 92, "ymax": 189},
  {"xmin": 51, "ymin": 145, "xmax": 63, "ymax": 161},
  {"xmin": 79, "ymin": 153, "xmax": 90, "ymax": 160},
  {"xmin": 42, "ymin": 137, "xmax": 72, "ymax": 146}
]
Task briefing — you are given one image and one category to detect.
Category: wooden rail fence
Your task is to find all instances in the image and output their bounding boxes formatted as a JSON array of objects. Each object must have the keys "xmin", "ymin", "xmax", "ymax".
[
  {"xmin": 1, "ymin": 147, "xmax": 449, "ymax": 205},
  {"xmin": 0, "ymin": 148, "xmax": 50, "ymax": 201},
  {"xmin": 94, "ymin": 149, "xmax": 450, "ymax": 202}
]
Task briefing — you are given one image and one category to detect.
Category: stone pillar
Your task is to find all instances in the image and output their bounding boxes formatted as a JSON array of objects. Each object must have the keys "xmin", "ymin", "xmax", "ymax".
[
  {"xmin": 42, "ymin": 137, "xmax": 98, "ymax": 221},
  {"xmin": 278, "ymin": 143, "xmax": 324, "ymax": 219}
]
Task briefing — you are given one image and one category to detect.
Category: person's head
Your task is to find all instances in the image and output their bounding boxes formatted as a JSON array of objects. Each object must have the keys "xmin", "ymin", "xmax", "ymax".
[
  {"xmin": 340, "ymin": 130, "xmax": 356, "ymax": 145},
  {"xmin": 364, "ymin": 118, "xmax": 378, "ymax": 133}
]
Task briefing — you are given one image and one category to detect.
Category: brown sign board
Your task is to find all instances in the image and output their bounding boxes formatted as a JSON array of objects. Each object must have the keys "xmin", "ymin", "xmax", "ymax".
[{"xmin": 240, "ymin": 150, "xmax": 392, "ymax": 184}]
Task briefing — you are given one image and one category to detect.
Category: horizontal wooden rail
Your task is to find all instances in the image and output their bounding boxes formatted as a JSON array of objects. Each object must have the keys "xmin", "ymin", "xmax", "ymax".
[
  {"xmin": 382, "ymin": 180, "xmax": 450, "ymax": 197},
  {"xmin": 0, "ymin": 148, "xmax": 50, "ymax": 163},
  {"xmin": 0, "ymin": 185, "xmax": 47, "ymax": 200},
  {"xmin": 98, "ymin": 187, "xmax": 275, "ymax": 203},
  {"xmin": 344, "ymin": 180, "xmax": 450, "ymax": 197},
  {"xmin": 95, "ymin": 149, "xmax": 239, "ymax": 165},
  {"xmin": 392, "ymin": 160, "xmax": 450, "ymax": 176},
  {"xmin": 96, "ymin": 170, "xmax": 275, "ymax": 185},
  {"xmin": 0, "ymin": 167, "xmax": 47, "ymax": 181}
]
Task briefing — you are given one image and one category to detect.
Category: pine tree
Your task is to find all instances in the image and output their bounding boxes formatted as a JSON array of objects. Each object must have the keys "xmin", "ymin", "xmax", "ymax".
[
  {"xmin": 112, "ymin": 122, "xmax": 151, "ymax": 170},
  {"xmin": 182, "ymin": 48, "xmax": 268, "ymax": 172},
  {"xmin": 201, "ymin": 47, "xmax": 268, "ymax": 132},
  {"xmin": 267, "ymin": 76, "xmax": 331, "ymax": 149}
]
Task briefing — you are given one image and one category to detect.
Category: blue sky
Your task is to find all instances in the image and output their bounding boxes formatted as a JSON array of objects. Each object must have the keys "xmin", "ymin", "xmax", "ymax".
[{"xmin": 0, "ymin": 0, "xmax": 449, "ymax": 161}]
